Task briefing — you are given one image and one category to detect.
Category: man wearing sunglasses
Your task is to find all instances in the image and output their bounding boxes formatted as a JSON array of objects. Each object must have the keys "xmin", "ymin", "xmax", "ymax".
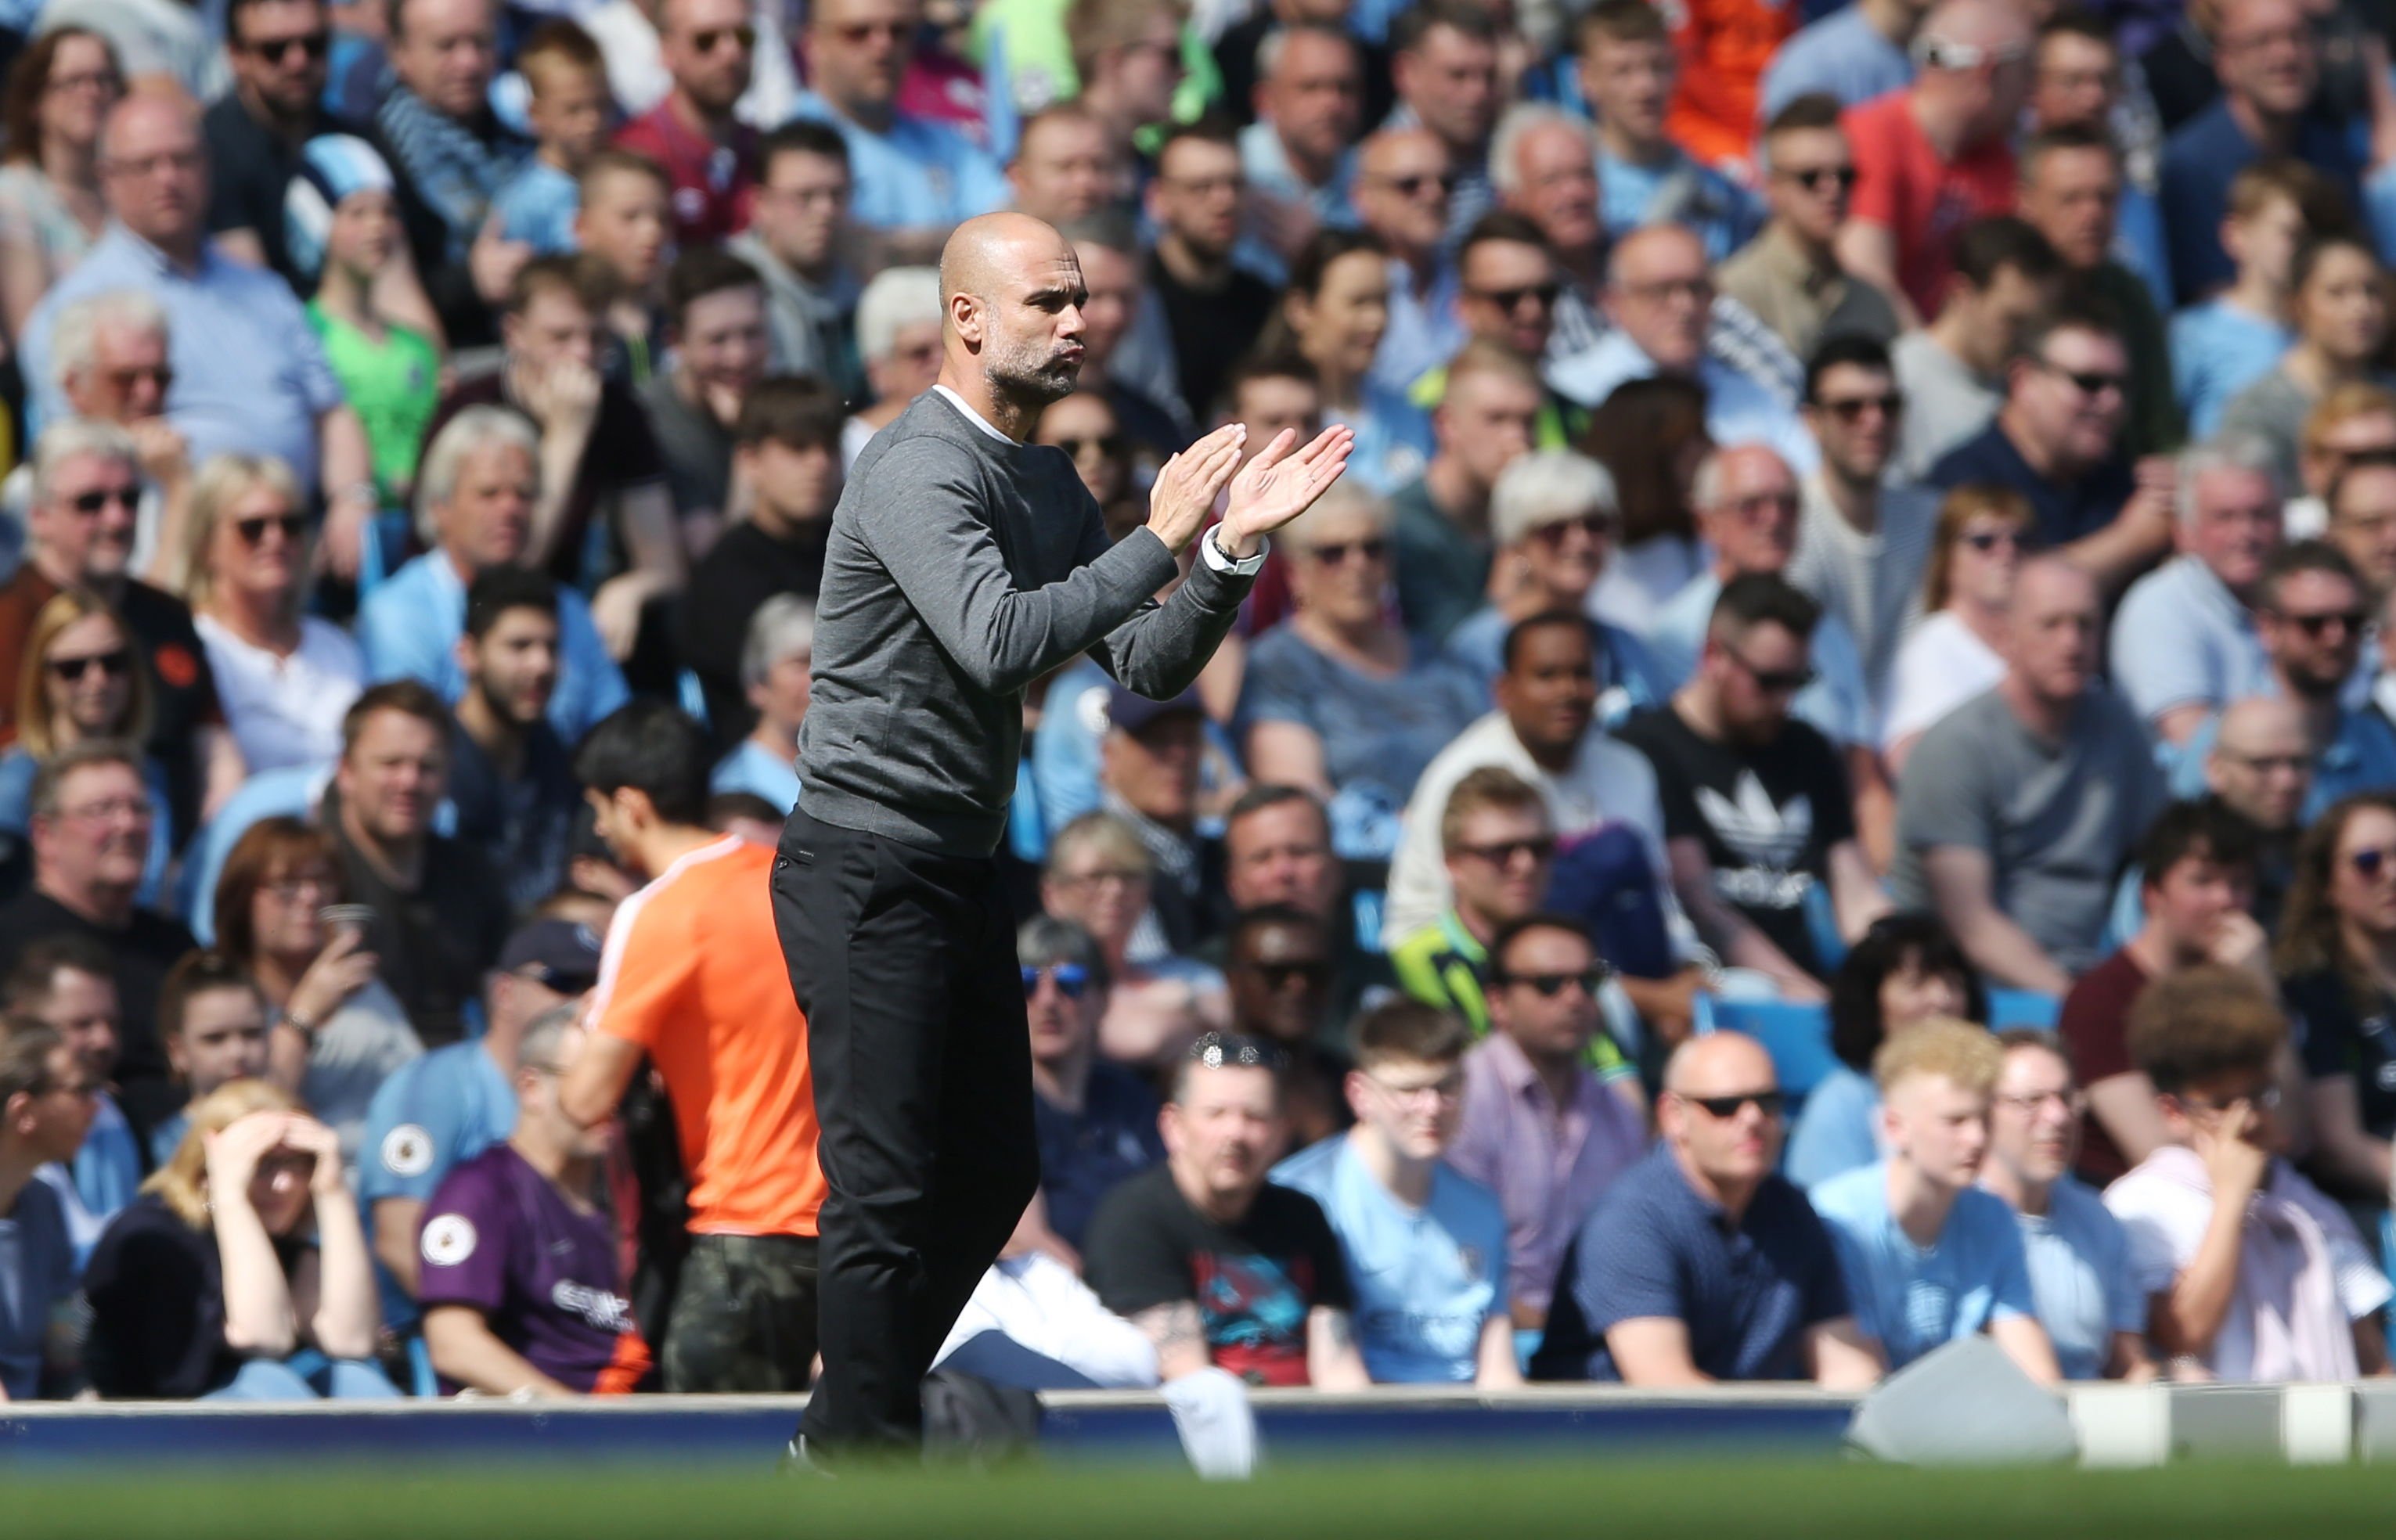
[
  {"xmin": 1451, "ymin": 914, "xmax": 1648, "ymax": 1330},
  {"xmin": 1928, "ymin": 301, "xmax": 2175, "ymax": 595},
  {"xmin": 1354, "ymin": 126, "xmax": 1464, "ymax": 395},
  {"xmin": 1533, "ymin": 1031, "xmax": 1880, "ymax": 1385},
  {"xmin": 1811, "ymin": 1019, "xmax": 2063, "ymax": 1382},
  {"xmin": 1019, "ymin": 918, "xmax": 1160, "ymax": 1258},
  {"xmin": 204, "ymin": 0, "xmax": 344, "ymax": 288},
  {"xmin": 615, "ymin": 0, "xmax": 759, "ymax": 248},
  {"xmin": 1719, "ymin": 97, "xmax": 1899, "ymax": 367},
  {"xmin": 2214, "ymin": 542, "xmax": 2396, "ymax": 813},
  {"xmin": 1622, "ymin": 574, "xmax": 1889, "ymax": 1002}
]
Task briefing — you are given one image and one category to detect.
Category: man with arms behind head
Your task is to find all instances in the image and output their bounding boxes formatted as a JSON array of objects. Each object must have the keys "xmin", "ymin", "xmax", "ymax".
[
  {"xmin": 1810, "ymin": 1020, "xmax": 2063, "ymax": 1382},
  {"xmin": 1533, "ymin": 1031, "xmax": 1881, "ymax": 1385},
  {"xmin": 1085, "ymin": 1033, "xmax": 1371, "ymax": 1389},
  {"xmin": 773, "ymin": 210, "xmax": 1351, "ymax": 1458}
]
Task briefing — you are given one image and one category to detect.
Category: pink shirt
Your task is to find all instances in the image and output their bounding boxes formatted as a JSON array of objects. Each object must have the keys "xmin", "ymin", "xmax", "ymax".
[{"xmin": 1448, "ymin": 1032, "xmax": 1648, "ymax": 1317}]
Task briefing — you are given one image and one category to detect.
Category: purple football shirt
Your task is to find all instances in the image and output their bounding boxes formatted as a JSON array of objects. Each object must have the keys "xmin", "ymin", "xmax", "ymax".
[{"xmin": 417, "ymin": 1143, "xmax": 634, "ymax": 1393}]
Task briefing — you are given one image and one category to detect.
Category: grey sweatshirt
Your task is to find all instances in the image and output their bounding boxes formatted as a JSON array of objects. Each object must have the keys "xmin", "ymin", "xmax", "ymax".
[{"xmin": 798, "ymin": 390, "xmax": 1256, "ymax": 855}]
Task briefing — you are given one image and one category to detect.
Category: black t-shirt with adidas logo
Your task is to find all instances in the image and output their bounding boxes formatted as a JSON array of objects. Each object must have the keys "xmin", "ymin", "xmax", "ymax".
[{"xmin": 1615, "ymin": 704, "xmax": 1854, "ymax": 980}]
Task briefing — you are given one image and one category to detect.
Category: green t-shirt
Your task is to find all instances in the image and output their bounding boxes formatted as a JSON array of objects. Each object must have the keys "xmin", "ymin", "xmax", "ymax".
[{"xmin": 305, "ymin": 302, "xmax": 439, "ymax": 508}]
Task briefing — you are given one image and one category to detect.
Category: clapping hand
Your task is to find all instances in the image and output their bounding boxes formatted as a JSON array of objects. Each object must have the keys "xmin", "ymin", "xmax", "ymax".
[
  {"xmin": 1144, "ymin": 423, "xmax": 1248, "ymax": 555},
  {"xmin": 1217, "ymin": 426, "xmax": 1355, "ymax": 559}
]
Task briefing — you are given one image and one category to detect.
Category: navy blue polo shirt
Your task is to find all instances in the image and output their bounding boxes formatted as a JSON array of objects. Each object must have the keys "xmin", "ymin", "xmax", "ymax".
[
  {"xmin": 1529, "ymin": 1146, "xmax": 1850, "ymax": 1382},
  {"xmin": 2159, "ymin": 99, "xmax": 2361, "ymax": 303},
  {"xmin": 1928, "ymin": 423, "xmax": 2135, "ymax": 552},
  {"xmin": 1035, "ymin": 1063, "xmax": 1167, "ymax": 1252}
]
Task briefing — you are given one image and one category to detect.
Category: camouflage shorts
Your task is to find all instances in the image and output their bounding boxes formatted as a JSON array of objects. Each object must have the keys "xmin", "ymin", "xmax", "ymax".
[{"xmin": 661, "ymin": 1233, "xmax": 820, "ymax": 1394}]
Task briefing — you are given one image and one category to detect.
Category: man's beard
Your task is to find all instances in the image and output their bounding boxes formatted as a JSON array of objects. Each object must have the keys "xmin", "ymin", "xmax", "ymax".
[{"xmin": 985, "ymin": 333, "xmax": 1083, "ymax": 408}]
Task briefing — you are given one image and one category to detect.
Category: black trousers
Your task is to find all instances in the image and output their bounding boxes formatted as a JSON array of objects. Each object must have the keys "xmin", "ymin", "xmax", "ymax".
[{"xmin": 771, "ymin": 809, "xmax": 1039, "ymax": 1452}]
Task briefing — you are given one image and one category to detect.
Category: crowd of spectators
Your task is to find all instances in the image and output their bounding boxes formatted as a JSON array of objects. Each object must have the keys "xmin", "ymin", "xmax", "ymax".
[{"xmin": 6, "ymin": 0, "xmax": 2396, "ymax": 1414}]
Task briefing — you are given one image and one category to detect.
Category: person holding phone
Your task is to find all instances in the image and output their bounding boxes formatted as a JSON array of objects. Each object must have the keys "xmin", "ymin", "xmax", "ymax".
[{"xmin": 212, "ymin": 818, "xmax": 421, "ymax": 1174}]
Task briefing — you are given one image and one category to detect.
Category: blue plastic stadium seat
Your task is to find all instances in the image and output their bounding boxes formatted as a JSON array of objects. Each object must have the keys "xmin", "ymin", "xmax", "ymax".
[
  {"xmin": 1697, "ymin": 997, "xmax": 1838, "ymax": 1096},
  {"xmin": 1987, "ymin": 988, "xmax": 2063, "ymax": 1030}
]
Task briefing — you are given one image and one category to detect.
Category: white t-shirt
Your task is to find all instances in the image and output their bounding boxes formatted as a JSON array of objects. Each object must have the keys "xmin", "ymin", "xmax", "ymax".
[
  {"xmin": 1883, "ymin": 610, "xmax": 2005, "ymax": 750},
  {"xmin": 194, "ymin": 613, "xmax": 366, "ymax": 775}
]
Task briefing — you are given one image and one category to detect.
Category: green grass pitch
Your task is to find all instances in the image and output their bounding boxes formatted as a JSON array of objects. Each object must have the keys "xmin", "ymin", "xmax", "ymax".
[{"xmin": 1, "ymin": 1459, "xmax": 2387, "ymax": 1538}]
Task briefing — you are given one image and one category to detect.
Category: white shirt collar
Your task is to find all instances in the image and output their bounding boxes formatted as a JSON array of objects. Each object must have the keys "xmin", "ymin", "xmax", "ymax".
[{"xmin": 933, "ymin": 384, "xmax": 1015, "ymax": 445}]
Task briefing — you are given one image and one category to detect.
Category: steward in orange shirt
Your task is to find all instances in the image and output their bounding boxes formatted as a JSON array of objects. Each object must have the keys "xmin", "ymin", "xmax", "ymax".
[
  {"xmin": 1662, "ymin": 0, "xmax": 1796, "ymax": 171},
  {"xmin": 562, "ymin": 701, "xmax": 824, "ymax": 1394}
]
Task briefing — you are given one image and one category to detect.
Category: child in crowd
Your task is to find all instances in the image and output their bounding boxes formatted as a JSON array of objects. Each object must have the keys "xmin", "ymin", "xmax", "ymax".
[
  {"xmin": 574, "ymin": 149, "xmax": 673, "ymax": 383},
  {"xmin": 2168, "ymin": 160, "xmax": 2326, "ymax": 441},
  {"xmin": 492, "ymin": 21, "xmax": 614, "ymax": 257},
  {"xmin": 290, "ymin": 135, "xmax": 444, "ymax": 514}
]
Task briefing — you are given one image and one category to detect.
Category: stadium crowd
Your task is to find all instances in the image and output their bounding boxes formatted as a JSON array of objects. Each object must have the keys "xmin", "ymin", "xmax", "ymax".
[{"xmin": 4, "ymin": 0, "xmax": 2396, "ymax": 1419}]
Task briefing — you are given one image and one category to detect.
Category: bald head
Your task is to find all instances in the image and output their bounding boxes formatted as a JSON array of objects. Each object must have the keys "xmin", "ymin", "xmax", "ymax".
[
  {"xmin": 1356, "ymin": 127, "xmax": 1451, "ymax": 255},
  {"xmin": 1920, "ymin": 0, "xmax": 2030, "ymax": 56},
  {"xmin": 2208, "ymin": 694, "xmax": 2311, "ymax": 832},
  {"xmin": 934, "ymin": 212, "xmax": 1090, "ymax": 419},
  {"xmin": 100, "ymin": 91, "xmax": 207, "ymax": 256},
  {"xmin": 1605, "ymin": 223, "xmax": 1706, "ymax": 290},
  {"xmin": 2005, "ymin": 555, "xmax": 2101, "ymax": 703},
  {"xmin": 1664, "ymin": 1031, "xmax": 1778, "ymax": 1099}
]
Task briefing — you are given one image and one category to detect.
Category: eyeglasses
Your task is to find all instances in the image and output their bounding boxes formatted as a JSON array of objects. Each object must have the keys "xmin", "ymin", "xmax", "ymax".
[
  {"xmin": 1054, "ymin": 865, "xmax": 1145, "ymax": 889},
  {"xmin": 2034, "ymin": 358, "xmax": 2128, "ymax": 398},
  {"xmin": 235, "ymin": 512, "xmax": 308, "ymax": 547},
  {"xmin": 1470, "ymin": 282, "xmax": 1560, "ymax": 313},
  {"xmin": 1498, "ymin": 966, "xmax": 1610, "ymax": 998},
  {"xmin": 692, "ymin": 23, "xmax": 756, "ymax": 51},
  {"xmin": 1727, "ymin": 647, "xmax": 1817, "ymax": 696},
  {"xmin": 1187, "ymin": 1031, "xmax": 1286, "ymax": 1071},
  {"xmin": 1920, "ymin": 38, "xmax": 2030, "ymax": 70},
  {"xmin": 265, "ymin": 873, "xmax": 338, "ymax": 901},
  {"xmin": 67, "ymin": 487, "xmax": 139, "ymax": 515},
  {"xmin": 2349, "ymin": 844, "xmax": 2396, "ymax": 881},
  {"xmin": 1454, "ymin": 834, "xmax": 1555, "ymax": 867},
  {"xmin": 106, "ymin": 364, "xmax": 171, "ymax": 393},
  {"xmin": 243, "ymin": 30, "xmax": 328, "ymax": 62},
  {"xmin": 1960, "ymin": 527, "xmax": 2028, "ymax": 553},
  {"xmin": 47, "ymin": 67, "xmax": 122, "ymax": 94},
  {"xmin": 46, "ymin": 649, "xmax": 128, "ymax": 683},
  {"xmin": 1679, "ymin": 1088, "xmax": 1785, "ymax": 1119},
  {"xmin": 1777, "ymin": 164, "xmax": 1857, "ymax": 192},
  {"xmin": 1818, "ymin": 391, "xmax": 1902, "ymax": 423},
  {"xmin": 1021, "ymin": 963, "xmax": 1090, "ymax": 999},
  {"xmin": 2275, "ymin": 608, "xmax": 2366, "ymax": 639},
  {"xmin": 1245, "ymin": 959, "xmax": 1331, "ymax": 991},
  {"xmin": 1050, "ymin": 434, "xmax": 1127, "ymax": 461},
  {"xmin": 1304, "ymin": 537, "xmax": 1388, "ymax": 566},
  {"xmin": 1529, "ymin": 514, "xmax": 1612, "ymax": 543},
  {"xmin": 1367, "ymin": 1070, "xmax": 1465, "ymax": 1105},
  {"xmin": 56, "ymin": 797, "xmax": 150, "ymax": 824},
  {"xmin": 1373, "ymin": 172, "xmax": 1457, "ymax": 199},
  {"xmin": 1994, "ymin": 1088, "xmax": 2086, "ymax": 1115}
]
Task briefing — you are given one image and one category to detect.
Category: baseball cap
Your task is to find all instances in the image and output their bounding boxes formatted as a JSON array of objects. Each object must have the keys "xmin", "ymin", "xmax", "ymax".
[
  {"xmin": 1104, "ymin": 684, "xmax": 1205, "ymax": 736},
  {"xmin": 497, "ymin": 918, "xmax": 604, "ymax": 993}
]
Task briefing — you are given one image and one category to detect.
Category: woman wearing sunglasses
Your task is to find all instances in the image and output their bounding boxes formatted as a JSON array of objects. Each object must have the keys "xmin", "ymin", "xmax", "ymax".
[
  {"xmin": 184, "ymin": 454, "xmax": 364, "ymax": 775},
  {"xmin": 2275, "ymin": 792, "xmax": 2396, "ymax": 1211},
  {"xmin": 1883, "ymin": 484, "xmax": 2036, "ymax": 775},
  {"xmin": 0, "ymin": 588, "xmax": 171, "ymax": 905},
  {"xmin": 1239, "ymin": 480, "xmax": 1483, "ymax": 861},
  {"xmin": 1034, "ymin": 390, "xmax": 1143, "ymax": 542},
  {"xmin": 2219, "ymin": 233, "xmax": 2393, "ymax": 494},
  {"xmin": 0, "ymin": 28, "xmax": 121, "ymax": 343},
  {"xmin": 1039, "ymin": 812, "xmax": 1228, "ymax": 1069},
  {"xmin": 1785, "ymin": 912, "xmax": 1984, "ymax": 1189}
]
